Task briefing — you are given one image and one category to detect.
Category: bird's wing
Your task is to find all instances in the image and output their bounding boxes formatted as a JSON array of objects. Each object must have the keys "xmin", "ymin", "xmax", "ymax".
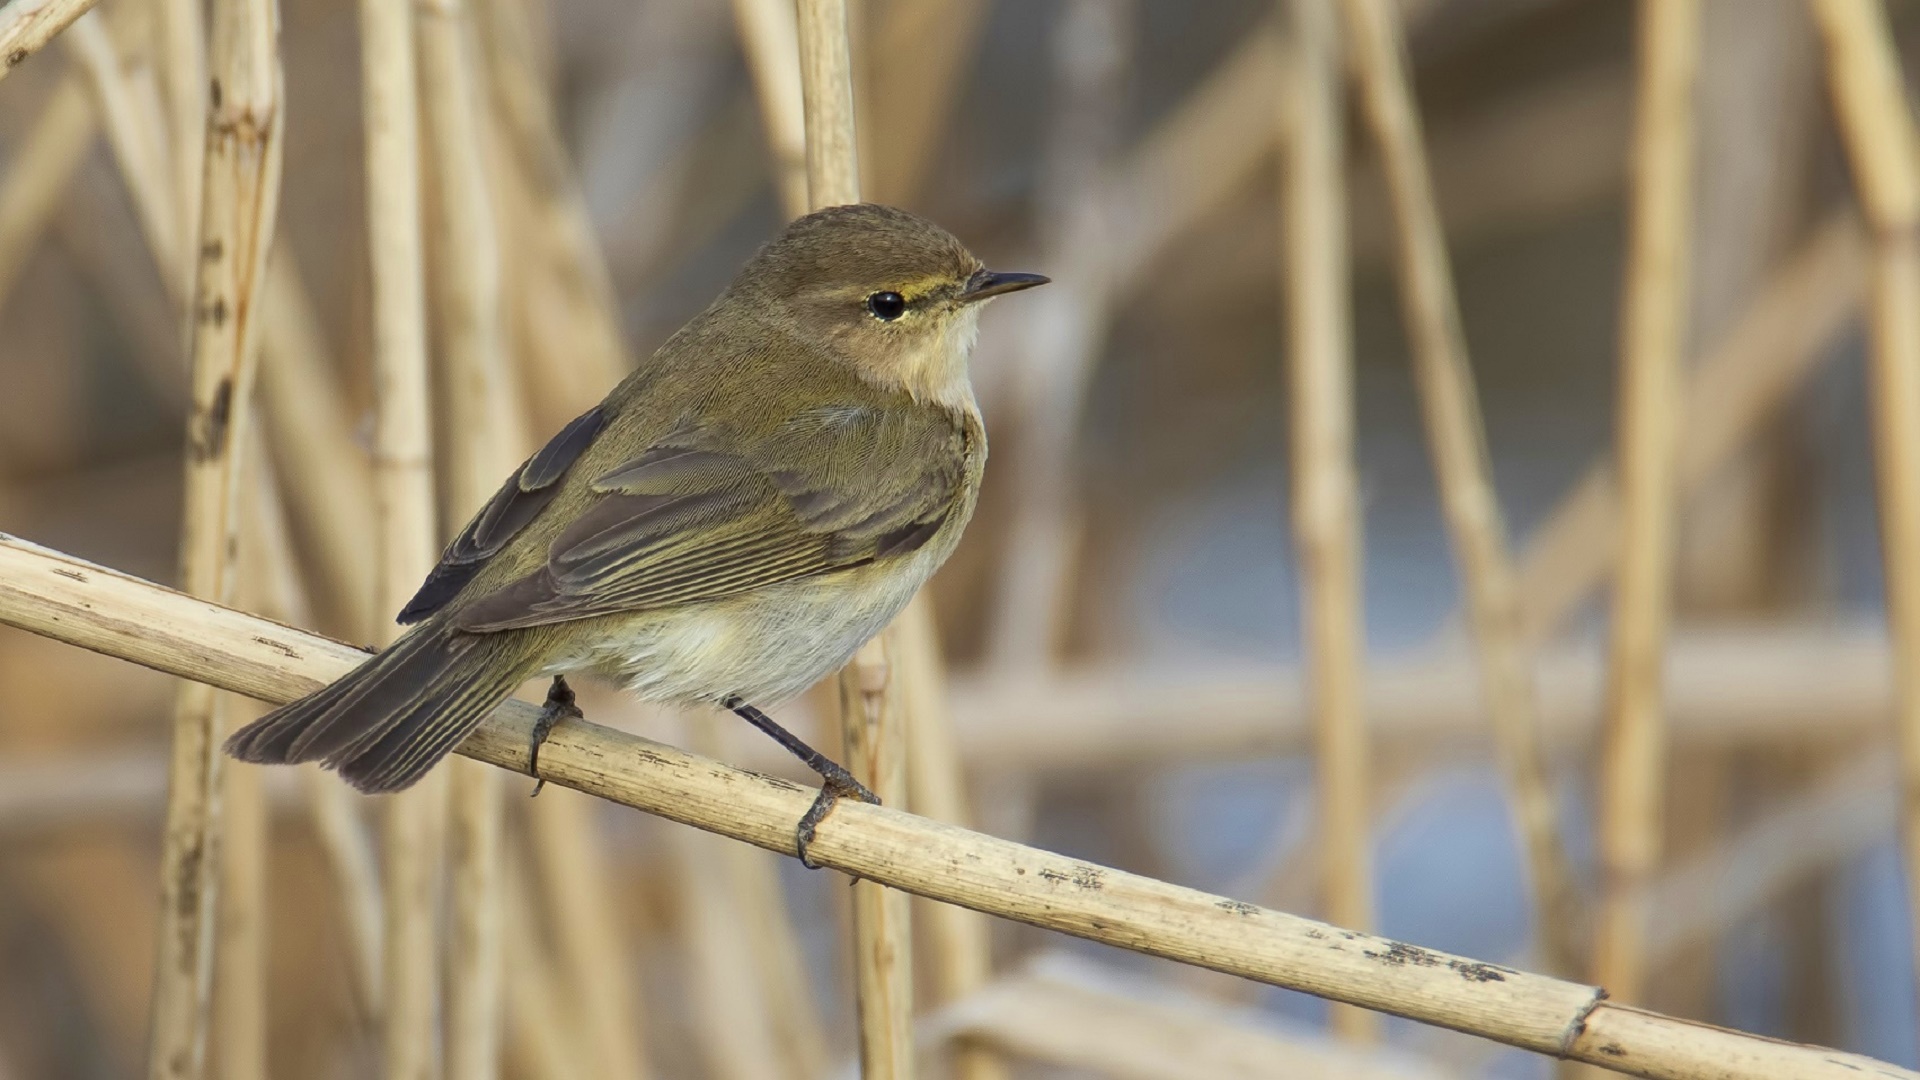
[
  {"xmin": 449, "ymin": 401, "xmax": 969, "ymax": 632},
  {"xmin": 397, "ymin": 406, "xmax": 608, "ymax": 625}
]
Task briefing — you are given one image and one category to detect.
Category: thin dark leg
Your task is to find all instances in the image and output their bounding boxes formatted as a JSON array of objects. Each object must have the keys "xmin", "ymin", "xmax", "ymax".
[
  {"xmin": 724, "ymin": 694, "xmax": 878, "ymax": 868},
  {"xmin": 529, "ymin": 675, "xmax": 583, "ymax": 797}
]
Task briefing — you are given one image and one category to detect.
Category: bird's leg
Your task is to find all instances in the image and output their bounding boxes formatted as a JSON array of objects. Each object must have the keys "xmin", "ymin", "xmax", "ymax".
[
  {"xmin": 528, "ymin": 675, "xmax": 583, "ymax": 797},
  {"xmin": 723, "ymin": 694, "xmax": 878, "ymax": 868}
]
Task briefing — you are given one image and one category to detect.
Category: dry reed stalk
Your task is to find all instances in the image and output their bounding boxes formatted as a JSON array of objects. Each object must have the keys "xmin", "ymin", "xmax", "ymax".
[
  {"xmin": 470, "ymin": 0, "xmax": 627, "ymax": 426},
  {"xmin": 797, "ymin": 2, "xmax": 918, "ymax": 1075},
  {"xmin": 257, "ymin": 255, "xmax": 380, "ymax": 637},
  {"xmin": 499, "ymin": 857, "xmax": 590, "ymax": 1080},
  {"xmin": 301, "ymin": 767, "xmax": 385, "ymax": 1017},
  {"xmin": 725, "ymin": 15, "xmax": 873, "ymax": 1075},
  {"xmin": 984, "ymin": 0, "xmax": 1127, "ymax": 670},
  {"xmin": 721, "ymin": 833, "xmax": 830, "ymax": 1080},
  {"xmin": 471, "ymin": 67, "xmax": 637, "ymax": 1033},
  {"xmin": 156, "ymin": 0, "xmax": 203, "ymax": 296},
  {"xmin": 4, "ymin": 538, "xmax": 1915, "ymax": 1080},
  {"xmin": 214, "ymin": 698, "xmax": 267, "ymax": 1080},
  {"xmin": 360, "ymin": 0, "xmax": 445, "ymax": 1072},
  {"xmin": 796, "ymin": 0, "xmax": 858, "ymax": 210},
  {"xmin": 859, "ymin": 0, "xmax": 991, "ymax": 205},
  {"xmin": 0, "ymin": 753, "xmax": 175, "ymax": 834},
  {"xmin": 211, "ymin": 457, "xmax": 304, "ymax": 1080},
  {"xmin": 900, "ymin": 599, "xmax": 1006, "ymax": 1080},
  {"xmin": 927, "ymin": 954, "xmax": 1457, "ymax": 1080},
  {"xmin": 524, "ymin": 786, "xmax": 652, "ymax": 1080},
  {"xmin": 1280, "ymin": 0, "xmax": 1374, "ymax": 1042},
  {"xmin": 683, "ymin": 712, "xmax": 829, "ymax": 1080},
  {"xmin": 1592, "ymin": 0, "xmax": 1699, "ymax": 1004},
  {"xmin": 0, "ymin": 71, "xmax": 94, "ymax": 308},
  {"xmin": 254, "ymin": 254, "xmax": 387, "ymax": 1019},
  {"xmin": 1110, "ymin": 31, "xmax": 1283, "ymax": 291},
  {"xmin": 419, "ymin": 0, "xmax": 519, "ymax": 1073},
  {"xmin": 145, "ymin": 0, "xmax": 282, "ymax": 1071},
  {"xmin": 668, "ymin": 794, "xmax": 791, "ymax": 1080},
  {"xmin": 1336, "ymin": 0, "xmax": 1578, "ymax": 977},
  {"xmin": 729, "ymin": 0, "xmax": 807, "ymax": 217},
  {"xmin": 941, "ymin": 620, "xmax": 1899, "ymax": 770},
  {"xmin": 840, "ymin": 634, "xmax": 916, "ymax": 1079},
  {"xmin": 64, "ymin": 12, "xmax": 180, "ymax": 290},
  {"xmin": 1640, "ymin": 747, "xmax": 1892, "ymax": 964},
  {"xmin": 1806, "ymin": 0, "xmax": 1920, "ymax": 1025},
  {"xmin": 0, "ymin": 0, "xmax": 98, "ymax": 81},
  {"xmin": 1513, "ymin": 210, "xmax": 1864, "ymax": 644}
]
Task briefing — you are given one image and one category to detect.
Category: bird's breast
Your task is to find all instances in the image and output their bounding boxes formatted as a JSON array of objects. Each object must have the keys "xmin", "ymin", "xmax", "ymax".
[{"xmin": 548, "ymin": 541, "xmax": 949, "ymax": 707}]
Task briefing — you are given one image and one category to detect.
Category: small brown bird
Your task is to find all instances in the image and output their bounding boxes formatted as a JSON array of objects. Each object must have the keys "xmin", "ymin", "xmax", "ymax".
[{"xmin": 227, "ymin": 203, "xmax": 1045, "ymax": 861}]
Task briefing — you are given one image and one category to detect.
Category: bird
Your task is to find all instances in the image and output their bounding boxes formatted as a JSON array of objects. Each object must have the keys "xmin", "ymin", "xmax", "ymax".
[{"xmin": 226, "ymin": 202, "xmax": 1047, "ymax": 864}]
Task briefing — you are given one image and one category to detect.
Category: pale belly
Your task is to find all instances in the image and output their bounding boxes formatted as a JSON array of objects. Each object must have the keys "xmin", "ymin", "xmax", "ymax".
[{"xmin": 539, "ymin": 553, "xmax": 933, "ymax": 707}]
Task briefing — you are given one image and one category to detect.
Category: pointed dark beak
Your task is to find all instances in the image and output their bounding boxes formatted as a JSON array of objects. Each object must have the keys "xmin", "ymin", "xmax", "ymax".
[{"xmin": 959, "ymin": 268, "xmax": 1050, "ymax": 302}]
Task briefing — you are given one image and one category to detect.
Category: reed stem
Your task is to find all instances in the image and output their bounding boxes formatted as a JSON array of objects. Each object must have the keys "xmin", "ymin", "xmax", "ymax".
[
  {"xmin": 1593, "ymin": 0, "xmax": 1699, "ymax": 1003},
  {"xmin": 1281, "ymin": 0, "xmax": 1374, "ymax": 1041}
]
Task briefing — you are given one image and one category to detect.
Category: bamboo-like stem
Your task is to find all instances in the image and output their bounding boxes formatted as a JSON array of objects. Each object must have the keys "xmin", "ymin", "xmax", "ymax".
[
  {"xmin": 64, "ymin": 11, "xmax": 180, "ymax": 293},
  {"xmin": 0, "ymin": 71, "xmax": 94, "ymax": 310},
  {"xmin": 723, "ymin": 836, "xmax": 829, "ymax": 1080},
  {"xmin": 1, "ymin": 537, "xmax": 1913, "ymax": 1080},
  {"xmin": 214, "ymin": 692, "xmax": 268, "ymax": 1080},
  {"xmin": 257, "ymin": 255, "xmax": 380, "ymax": 638},
  {"xmin": 797, "ymin": 2, "xmax": 917, "ymax": 1075},
  {"xmin": 145, "ymin": 0, "xmax": 282, "ymax": 1071},
  {"xmin": 460, "ymin": 19, "xmax": 653, "ymax": 1065},
  {"xmin": 254, "ymin": 252, "xmax": 388, "ymax": 1019},
  {"xmin": 500, "ymin": 856, "xmax": 591, "ymax": 1080},
  {"xmin": 361, "ymin": 0, "xmax": 444, "ymax": 1072},
  {"xmin": 669, "ymin": 786, "xmax": 791, "ymax": 1080},
  {"xmin": 726, "ymin": 11, "xmax": 866, "ymax": 1073},
  {"xmin": 683, "ymin": 714, "xmax": 828, "ymax": 1080},
  {"xmin": 302, "ymin": 769, "xmax": 385, "ymax": 1018},
  {"xmin": 1281, "ymin": 0, "xmax": 1373, "ymax": 1042},
  {"xmin": 1109, "ymin": 30, "xmax": 1284, "ymax": 290},
  {"xmin": 900, "ymin": 600, "xmax": 1006, "ymax": 1080},
  {"xmin": 1639, "ymin": 747, "xmax": 1892, "ymax": 964},
  {"xmin": 984, "ymin": 0, "xmax": 1126, "ymax": 671},
  {"xmin": 523, "ymin": 787, "xmax": 651, "ymax": 1080},
  {"xmin": 796, "ymin": 0, "xmax": 859, "ymax": 210},
  {"xmin": 1512, "ymin": 211, "xmax": 1865, "ymax": 645},
  {"xmin": 861, "ymin": 0, "xmax": 992, "ymax": 206},
  {"xmin": 157, "ymin": 0, "xmax": 204, "ymax": 296},
  {"xmin": 419, "ymin": 0, "xmax": 518, "ymax": 1073},
  {"xmin": 840, "ymin": 634, "xmax": 916, "ymax": 1079},
  {"xmin": 1806, "ymin": 0, "xmax": 1920, "ymax": 1031},
  {"xmin": 0, "ymin": 0, "xmax": 99, "ymax": 81},
  {"xmin": 927, "ymin": 955, "xmax": 1456, "ymax": 1080},
  {"xmin": 212, "ymin": 455, "xmax": 298, "ymax": 1080},
  {"xmin": 730, "ymin": 0, "xmax": 807, "ymax": 217},
  {"xmin": 470, "ymin": 0, "xmax": 627, "ymax": 427},
  {"xmin": 1336, "ymin": 0, "xmax": 1578, "ymax": 977},
  {"xmin": 1592, "ymin": 0, "xmax": 1698, "ymax": 1004}
]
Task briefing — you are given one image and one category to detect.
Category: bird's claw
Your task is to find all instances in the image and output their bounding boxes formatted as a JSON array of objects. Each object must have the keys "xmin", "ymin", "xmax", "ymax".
[
  {"xmin": 794, "ymin": 763, "xmax": 880, "ymax": 869},
  {"xmin": 529, "ymin": 675, "xmax": 584, "ymax": 797}
]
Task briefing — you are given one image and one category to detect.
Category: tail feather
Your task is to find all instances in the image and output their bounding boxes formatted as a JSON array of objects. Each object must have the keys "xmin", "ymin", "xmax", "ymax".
[{"xmin": 226, "ymin": 624, "xmax": 535, "ymax": 793}]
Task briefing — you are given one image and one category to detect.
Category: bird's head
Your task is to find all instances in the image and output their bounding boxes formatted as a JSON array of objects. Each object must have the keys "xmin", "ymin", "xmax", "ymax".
[{"xmin": 732, "ymin": 203, "xmax": 1048, "ymax": 407}]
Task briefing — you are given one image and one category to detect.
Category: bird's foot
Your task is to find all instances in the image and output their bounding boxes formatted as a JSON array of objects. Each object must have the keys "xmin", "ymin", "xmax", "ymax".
[
  {"xmin": 723, "ymin": 694, "xmax": 880, "ymax": 868},
  {"xmin": 795, "ymin": 759, "xmax": 880, "ymax": 869},
  {"xmin": 529, "ymin": 675, "xmax": 583, "ymax": 797}
]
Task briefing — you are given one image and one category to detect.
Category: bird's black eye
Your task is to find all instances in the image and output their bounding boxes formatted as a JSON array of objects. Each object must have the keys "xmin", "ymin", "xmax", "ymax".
[{"xmin": 866, "ymin": 291, "xmax": 907, "ymax": 321}]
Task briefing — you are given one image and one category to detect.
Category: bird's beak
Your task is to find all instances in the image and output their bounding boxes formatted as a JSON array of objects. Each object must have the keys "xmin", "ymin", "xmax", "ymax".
[{"xmin": 959, "ymin": 268, "xmax": 1050, "ymax": 302}]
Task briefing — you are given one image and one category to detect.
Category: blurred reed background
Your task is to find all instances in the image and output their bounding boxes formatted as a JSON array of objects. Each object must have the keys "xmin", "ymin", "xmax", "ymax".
[{"xmin": 2, "ymin": 0, "xmax": 1920, "ymax": 1076}]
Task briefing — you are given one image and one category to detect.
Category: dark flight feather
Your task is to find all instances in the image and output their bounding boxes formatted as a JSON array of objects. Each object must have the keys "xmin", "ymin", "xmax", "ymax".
[
  {"xmin": 452, "ymin": 405, "xmax": 967, "ymax": 633},
  {"xmin": 397, "ymin": 406, "xmax": 607, "ymax": 625}
]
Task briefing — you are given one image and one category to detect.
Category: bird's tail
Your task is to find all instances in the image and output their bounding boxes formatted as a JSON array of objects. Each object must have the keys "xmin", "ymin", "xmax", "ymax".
[{"xmin": 226, "ymin": 622, "xmax": 538, "ymax": 793}]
